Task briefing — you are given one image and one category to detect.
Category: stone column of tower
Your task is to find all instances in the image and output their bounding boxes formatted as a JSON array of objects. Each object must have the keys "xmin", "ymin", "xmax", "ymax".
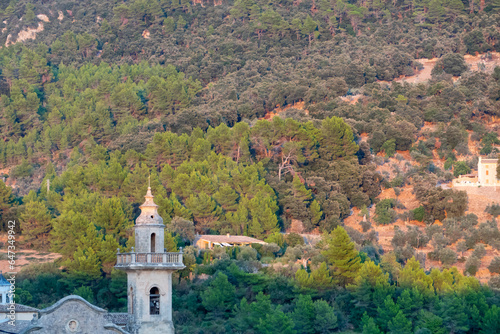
[{"xmin": 115, "ymin": 186, "xmax": 185, "ymax": 334}]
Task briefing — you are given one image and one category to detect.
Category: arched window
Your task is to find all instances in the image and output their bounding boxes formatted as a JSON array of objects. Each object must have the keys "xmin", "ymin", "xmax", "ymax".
[
  {"xmin": 151, "ymin": 233, "xmax": 156, "ymax": 253},
  {"xmin": 150, "ymin": 287, "xmax": 160, "ymax": 315},
  {"xmin": 486, "ymin": 170, "xmax": 489, "ymax": 176},
  {"xmin": 129, "ymin": 287, "xmax": 134, "ymax": 314}
]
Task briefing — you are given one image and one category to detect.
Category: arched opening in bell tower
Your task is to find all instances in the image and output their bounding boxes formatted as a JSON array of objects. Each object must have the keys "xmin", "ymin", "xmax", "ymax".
[
  {"xmin": 149, "ymin": 287, "xmax": 160, "ymax": 315},
  {"xmin": 129, "ymin": 287, "xmax": 134, "ymax": 314},
  {"xmin": 151, "ymin": 233, "xmax": 156, "ymax": 252}
]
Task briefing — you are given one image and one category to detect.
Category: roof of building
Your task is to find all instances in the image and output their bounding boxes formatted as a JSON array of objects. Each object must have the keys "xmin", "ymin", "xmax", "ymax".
[
  {"xmin": 0, "ymin": 274, "xmax": 10, "ymax": 287},
  {"xmin": 480, "ymin": 159, "xmax": 498, "ymax": 163},
  {"xmin": 0, "ymin": 319, "xmax": 31, "ymax": 334},
  {"xmin": 197, "ymin": 235, "xmax": 266, "ymax": 244},
  {"xmin": 0, "ymin": 304, "xmax": 39, "ymax": 313},
  {"xmin": 104, "ymin": 313, "xmax": 130, "ymax": 326}
]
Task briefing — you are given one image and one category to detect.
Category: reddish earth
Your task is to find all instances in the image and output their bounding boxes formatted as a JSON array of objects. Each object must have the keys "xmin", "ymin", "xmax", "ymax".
[{"xmin": 262, "ymin": 101, "xmax": 309, "ymax": 120}]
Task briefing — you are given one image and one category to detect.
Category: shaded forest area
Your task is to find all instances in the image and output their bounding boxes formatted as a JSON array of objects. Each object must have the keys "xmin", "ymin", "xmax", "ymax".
[{"xmin": 0, "ymin": 0, "xmax": 499, "ymax": 333}]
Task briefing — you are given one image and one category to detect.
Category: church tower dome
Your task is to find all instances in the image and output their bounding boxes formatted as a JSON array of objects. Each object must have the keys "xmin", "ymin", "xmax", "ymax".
[{"xmin": 136, "ymin": 186, "xmax": 163, "ymax": 225}]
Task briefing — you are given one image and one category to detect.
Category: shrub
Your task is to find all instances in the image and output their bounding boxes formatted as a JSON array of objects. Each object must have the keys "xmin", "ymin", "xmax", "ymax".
[
  {"xmin": 285, "ymin": 233, "xmax": 304, "ymax": 247},
  {"xmin": 360, "ymin": 219, "xmax": 371, "ymax": 232},
  {"xmin": 485, "ymin": 203, "xmax": 500, "ymax": 218},
  {"xmin": 465, "ymin": 256, "xmax": 481, "ymax": 276},
  {"xmin": 236, "ymin": 246, "xmax": 258, "ymax": 261},
  {"xmin": 472, "ymin": 244, "xmax": 486, "ymax": 260},
  {"xmin": 406, "ymin": 227, "xmax": 429, "ymax": 248},
  {"xmin": 488, "ymin": 257, "xmax": 500, "ymax": 274},
  {"xmin": 438, "ymin": 248, "xmax": 457, "ymax": 266},
  {"xmin": 374, "ymin": 199, "xmax": 397, "ymax": 225},
  {"xmin": 432, "ymin": 53, "xmax": 467, "ymax": 76},
  {"xmin": 453, "ymin": 161, "xmax": 471, "ymax": 177},
  {"xmin": 411, "ymin": 206, "xmax": 425, "ymax": 222}
]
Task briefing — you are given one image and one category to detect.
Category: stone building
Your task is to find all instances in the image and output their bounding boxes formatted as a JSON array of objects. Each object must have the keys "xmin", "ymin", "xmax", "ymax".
[
  {"xmin": 478, "ymin": 157, "xmax": 500, "ymax": 186},
  {"xmin": 7, "ymin": 186, "xmax": 185, "ymax": 334},
  {"xmin": 194, "ymin": 234, "xmax": 266, "ymax": 249}
]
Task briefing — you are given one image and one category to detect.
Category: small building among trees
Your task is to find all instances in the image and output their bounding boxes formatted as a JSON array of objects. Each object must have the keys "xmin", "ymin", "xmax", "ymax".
[
  {"xmin": 478, "ymin": 157, "xmax": 499, "ymax": 186},
  {"xmin": 194, "ymin": 234, "xmax": 267, "ymax": 249}
]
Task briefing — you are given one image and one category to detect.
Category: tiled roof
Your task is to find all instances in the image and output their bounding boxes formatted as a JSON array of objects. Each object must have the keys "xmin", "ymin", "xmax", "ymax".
[
  {"xmin": 480, "ymin": 159, "xmax": 498, "ymax": 163},
  {"xmin": 104, "ymin": 313, "xmax": 130, "ymax": 325},
  {"xmin": 198, "ymin": 235, "xmax": 266, "ymax": 244},
  {"xmin": 0, "ymin": 304, "xmax": 38, "ymax": 313},
  {"xmin": 0, "ymin": 320, "xmax": 31, "ymax": 334}
]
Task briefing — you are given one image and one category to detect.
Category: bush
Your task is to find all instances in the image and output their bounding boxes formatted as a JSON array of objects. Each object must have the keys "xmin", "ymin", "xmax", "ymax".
[
  {"xmin": 472, "ymin": 244, "xmax": 486, "ymax": 260},
  {"xmin": 438, "ymin": 248, "xmax": 457, "ymax": 266},
  {"xmin": 488, "ymin": 257, "xmax": 500, "ymax": 274},
  {"xmin": 489, "ymin": 275, "xmax": 500, "ymax": 290},
  {"xmin": 406, "ymin": 227, "xmax": 429, "ymax": 248},
  {"xmin": 11, "ymin": 159, "xmax": 34, "ymax": 178},
  {"xmin": 485, "ymin": 203, "xmax": 500, "ymax": 218},
  {"xmin": 264, "ymin": 232, "xmax": 285, "ymax": 247},
  {"xmin": 453, "ymin": 161, "xmax": 471, "ymax": 177},
  {"xmin": 465, "ymin": 256, "xmax": 481, "ymax": 276},
  {"xmin": 432, "ymin": 53, "xmax": 467, "ymax": 76},
  {"xmin": 411, "ymin": 206, "xmax": 425, "ymax": 222},
  {"xmin": 236, "ymin": 246, "xmax": 258, "ymax": 261},
  {"xmin": 360, "ymin": 219, "xmax": 371, "ymax": 232},
  {"xmin": 374, "ymin": 199, "xmax": 397, "ymax": 225},
  {"xmin": 285, "ymin": 233, "xmax": 304, "ymax": 247},
  {"xmin": 259, "ymin": 243, "xmax": 281, "ymax": 258}
]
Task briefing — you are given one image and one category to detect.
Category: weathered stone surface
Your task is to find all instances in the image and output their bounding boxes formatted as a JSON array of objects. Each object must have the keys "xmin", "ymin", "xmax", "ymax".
[{"xmin": 21, "ymin": 295, "xmax": 128, "ymax": 334}]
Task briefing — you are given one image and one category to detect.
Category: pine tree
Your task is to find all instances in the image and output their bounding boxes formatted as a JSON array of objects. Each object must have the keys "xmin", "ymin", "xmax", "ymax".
[
  {"xmin": 214, "ymin": 185, "xmax": 239, "ymax": 211},
  {"xmin": 397, "ymin": 288, "xmax": 423, "ymax": 321},
  {"xmin": 377, "ymin": 296, "xmax": 400, "ymax": 331},
  {"xmin": 185, "ymin": 192, "xmax": 221, "ymax": 231},
  {"xmin": 309, "ymin": 200, "xmax": 322, "ymax": 226},
  {"xmin": 0, "ymin": 180, "xmax": 13, "ymax": 220},
  {"xmin": 295, "ymin": 268, "xmax": 313, "ymax": 288},
  {"xmin": 292, "ymin": 294, "xmax": 315, "ymax": 334},
  {"xmin": 362, "ymin": 313, "xmax": 383, "ymax": 334},
  {"xmin": 98, "ymin": 235, "xmax": 120, "ymax": 274},
  {"xmin": 93, "ymin": 196, "xmax": 133, "ymax": 242},
  {"xmin": 388, "ymin": 310, "xmax": 413, "ymax": 334},
  {"xmin": 310, "ymin": 262, "xmax": 334, "ymax": 290},
  {"xmin": 416, "ymin": 310, "xmax": 446, "ymax": 334},
  {"xmin": 201, "ymin": 272, "xmax": 235, "ymax": 315},
  {"xmin": 164, "ymin": 231, "xmax": 179, "ymax": 252},
  {"xmin": 51, "ymin": 211, "xmax": 91, "ymax": 257},
  {"xmin": 65, "ymin": 247, "xmax": 102, "ymax": 282},
  {"xmin": 398, "ymin": 257, "xmax": 434, "ymax": 298},
  {"xmin": 314, "ymin": 299, "xmax": 338, "ymax": 333},
  {"xmin": 481, "ymin": 305, "xmax": 500, "ymax": 334},
  {"xmin": 322, "ymin": 226, "xmax": 362, "ymax": 286},
  {"xmin": 21, "ymin": 201, "xmax": 52, "ymax": 249},
  {"xmin": 257, "ymin": 306, "xmax": 296, "ymax": 334}
]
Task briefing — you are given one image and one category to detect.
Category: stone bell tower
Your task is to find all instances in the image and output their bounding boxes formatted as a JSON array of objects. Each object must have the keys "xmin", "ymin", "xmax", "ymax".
[{"xmin": 115, "ymin": 184, "xmax": 185, "ymax": 334}]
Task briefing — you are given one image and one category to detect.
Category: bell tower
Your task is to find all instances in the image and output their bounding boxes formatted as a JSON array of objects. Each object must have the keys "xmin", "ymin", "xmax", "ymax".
[{"xmin": 115, "ymin": 185, "xmax": 185, "ymax": 334}]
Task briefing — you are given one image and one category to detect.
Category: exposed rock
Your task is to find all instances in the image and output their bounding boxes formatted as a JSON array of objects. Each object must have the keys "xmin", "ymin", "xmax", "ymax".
[
  {"xmin": 57, "ymin": 10, "xmax": 64, "ymax": 21},
  {"xmin": 142, "ymin": 29, "xmax": 150, "ymax": 39},
  {"xmin": 5, "ymin": 22, "xmax": 44, "ymax": 47},
  {"xmin": 37, "ymin": 14, "xmax": 50, "ymax": 22}
]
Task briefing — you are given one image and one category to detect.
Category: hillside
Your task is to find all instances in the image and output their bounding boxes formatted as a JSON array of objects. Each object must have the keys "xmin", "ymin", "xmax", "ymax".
[{"xmin": 0, "ymin": 0, "xmax": 499, "ymax": 332}]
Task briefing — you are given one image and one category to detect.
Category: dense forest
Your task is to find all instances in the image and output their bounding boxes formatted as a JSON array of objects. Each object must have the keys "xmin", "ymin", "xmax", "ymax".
[{"xmin": 0, "ymin": 0, "xmax": 499, "ymax": 332}]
